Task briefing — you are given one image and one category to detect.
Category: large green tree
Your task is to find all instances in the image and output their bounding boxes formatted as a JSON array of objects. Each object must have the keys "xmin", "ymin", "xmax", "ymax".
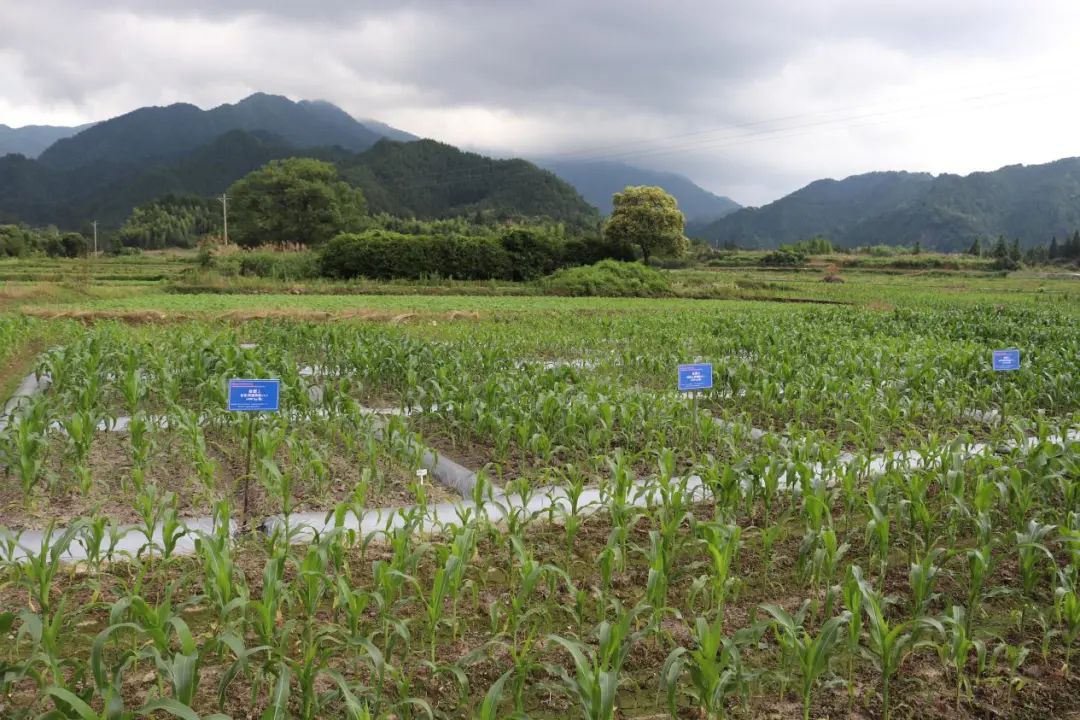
[
  {"xmin": 603, "ymin": 185, "xmax": 688, "ymax": 263},
  {"xmin": 228, "ymin": 158, "xmax": 367, "ymax": 247}
]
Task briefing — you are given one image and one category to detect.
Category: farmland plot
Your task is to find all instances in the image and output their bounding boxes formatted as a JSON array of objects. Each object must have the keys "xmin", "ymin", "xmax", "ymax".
[{"xmin": 0, "ymin": 301, "xmax": 1079, "ymax": 719}]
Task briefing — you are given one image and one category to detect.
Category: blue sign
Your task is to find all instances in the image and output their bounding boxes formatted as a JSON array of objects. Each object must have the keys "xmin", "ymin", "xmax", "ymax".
[
  {"xmin": 228, "ymin": 379, "xmax": 280, "ymax": 411},
  {"xmin": 678, "ymin": 363, "xmax": 713, "ymax": 392},
  {"xmin": 992, "ymin": 349, "xmax": 1021, "ymax": 372}
]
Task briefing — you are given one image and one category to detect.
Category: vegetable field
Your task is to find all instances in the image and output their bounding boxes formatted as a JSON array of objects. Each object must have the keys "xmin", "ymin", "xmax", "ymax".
[{"xmin": 0, "ymin": 297, "xmax": 1078, "ymax": 719}]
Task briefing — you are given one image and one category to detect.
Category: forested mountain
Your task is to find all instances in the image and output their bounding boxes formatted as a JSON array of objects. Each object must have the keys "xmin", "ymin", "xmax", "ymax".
[
  {"xmin": 2, "ymin": 94, "xmax": 729, "ymax": 231},
  {"xmin": 0, "ymin": 126, "xmax": 597, "ymax": 229},
  {"xmin": 342, "ymin": 140, "xmax": 598, "ymax": 226},
  {"xmin": 0, "ymin": 122, "xmax": 93, "ymax": 158},
  {"xmin": 695, "ymin": 159, "xmax": 1080, "ymax": 250},
  {"xmin": 540, "ymin": 160, "xmax": 740, "ymax": 222},
  {"xmin": 37, "ymin": 93, "xmax": 382, "ymax": 172},
  {"xmin": 357, "ymin": 118, "xmax": 420, "ymax": 143}
]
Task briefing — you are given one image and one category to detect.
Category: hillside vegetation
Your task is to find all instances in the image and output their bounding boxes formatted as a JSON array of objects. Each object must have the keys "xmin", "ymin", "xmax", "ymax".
[
  {"xmin": 0, "ymin": 121, "xmax": 598, "ymax": 231},
  {"xmin": 697, "ymin": 158, "xmax": 1080, "ymax": 250}
]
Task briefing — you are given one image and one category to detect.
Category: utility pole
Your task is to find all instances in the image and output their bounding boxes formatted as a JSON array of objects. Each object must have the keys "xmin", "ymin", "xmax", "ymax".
[
  {"xmin": 91, "ymin": 220, "xmax": 97, "ymax": 256},
  {"xmin": 219, "ymin": 193, "xmax": 229, "ymax": 245}
]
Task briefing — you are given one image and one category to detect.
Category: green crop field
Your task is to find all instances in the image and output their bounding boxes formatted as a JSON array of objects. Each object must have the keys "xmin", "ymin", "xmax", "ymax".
[{"xmin": 0, "ymin": 265, "xmax": 1078, "ymax": 719}]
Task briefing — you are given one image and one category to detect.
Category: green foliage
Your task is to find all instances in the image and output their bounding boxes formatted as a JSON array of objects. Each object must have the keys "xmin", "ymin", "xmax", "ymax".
[
  {"xmin": 1, "ymin": 130, "xmax": 598, "ymax": 234},
  {"xmin": 207, "ymin": 251, "xmax": 321, "ymax": 281},
  {"xmin": 760, "ymin": 249, "xmax": 806, "ymax": 267},
  {"xmin": 603, "ymin": 186, "xmax": 688, "ymax": 262},
  {"xmin": 119, "ymin": 195, "xmax": 221, "ymax": 249},
  {"xmin": 60, "ymin": 232, "xmax": 88, "ymax": 258},
  {"xmin": 698, "ymin": 160, "xmax": 1080, "ymax": 251},
  {"xmin": 320, "ymin": 230, "xmax": 509, "ymax": 281},
  {"xmin": 341, "ymin": 140, "xmax": 600, "ymax": 230},
  {"xmin": 0, "ymin": 224, "xmax": 60, "ymax": 257},
  {"xmin": 39, "ymin": 93, "xmax": 380, "ymax": 172},
  {"xmin": 318, "ymin": 225, "xmax": 630, "ymax": 281},
  {"xmin": 228, "ymin": 158, "xmax": 368, "ymax": 247},
  {"xmin": 542, "ymin": 260, "xmax": 672, "ymax": 297},
  {"xmin": 761, "ymin": 602, "xmax": 848, "ymax": 720},
  {"xmin": 1, "ymin": 297, "xmax": 1080, "ymax": 718},
  {"xmin": 779, "ymin": 236, "xmax": 834, "ymax": 255},
  {"xmin": 0, "ymin": 223, "xmax": 95, "ymax": 257}
]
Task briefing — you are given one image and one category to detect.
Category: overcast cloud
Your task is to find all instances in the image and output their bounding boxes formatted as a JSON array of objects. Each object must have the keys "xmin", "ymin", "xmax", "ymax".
[{"xmin": 2, "ymin": 0, "xmax": 1080, "ymax": 204}]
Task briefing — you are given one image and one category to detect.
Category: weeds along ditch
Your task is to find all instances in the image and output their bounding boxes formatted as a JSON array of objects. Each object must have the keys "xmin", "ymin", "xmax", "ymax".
[{"xmin": 0, "ymin": 303, "xmax": 1078, "ymax": 719}]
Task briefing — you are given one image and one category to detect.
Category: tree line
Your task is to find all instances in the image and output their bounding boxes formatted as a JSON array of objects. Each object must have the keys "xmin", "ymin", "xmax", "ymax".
[
  {"xmin": 0, "ymin": 224, "xmax": 88, "ymax": 258},
  {"xmin": 2, "ymin": 157, "xmax": 695, "ymax": 281}
]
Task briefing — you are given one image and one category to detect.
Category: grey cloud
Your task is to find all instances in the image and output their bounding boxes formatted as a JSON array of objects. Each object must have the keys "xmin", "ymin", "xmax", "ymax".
[{"xmin": 2, "ymin": 0, "xmax": 1079, "ymax": 203}]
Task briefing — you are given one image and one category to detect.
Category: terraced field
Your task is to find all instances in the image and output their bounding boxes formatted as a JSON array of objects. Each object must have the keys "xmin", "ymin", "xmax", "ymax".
[{"xmin": 0, "ymin": 284, "xmax": 1078, "ymax": 719}]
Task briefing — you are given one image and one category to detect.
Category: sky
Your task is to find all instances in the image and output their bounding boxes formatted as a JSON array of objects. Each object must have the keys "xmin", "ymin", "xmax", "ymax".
[{"xmin": 3, "ymin": 0, "xmax": 1080, "ymax": 205}]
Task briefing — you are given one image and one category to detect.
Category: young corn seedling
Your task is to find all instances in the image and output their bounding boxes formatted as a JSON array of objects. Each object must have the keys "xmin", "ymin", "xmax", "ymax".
[
  {"xmin": 697, "ymin": 521, "xmax": 742, "ymax": 620},
  {"xmin": 857, "ymin": 567, "xmax": 943, "ymax": 720},
  {"xmin": 547, "ymin": 602, "xmax": 646, "ymax": 720},
  {"xmin": 16, "ymin": 521, "xmax": 80, "ymax": 616},
  {"xmin": 761, "ymin": 602, "xmax": 850, "ymax": 720},
  {"xmin": 813, "ymin": 527, "xmax": 848, "ymax": 619},
  {"xmin": 1015, "ymin": 519, "xmax": 1056, "ymax": 634},
  {"xmin": 1054, "ymin": 570, "xmax": 1080, "ymax": 676},
  {"xmin": 841, "ymin": 566, "xmax": 864, "ymax": 710},
  {"xmin": 662, "ymin": 614, "xmax": 758, "ymax": 720},
  {"xmin": 12, "ymin": 394, "xmax": 50, "ymax": 501},
  {"xmin": 908, "ymin": 547, "xmax": 946, "ymax": 618},
  {"xmin": 937, "ymin": 605, "xmax": 986, "ymax": 709},
  {"xmin": 865, "ymin": 484, "xmax": 892, "ymax": 590}
]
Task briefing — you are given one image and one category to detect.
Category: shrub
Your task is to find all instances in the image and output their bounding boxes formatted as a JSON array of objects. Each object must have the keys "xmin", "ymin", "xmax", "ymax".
[
  {"xmin": 60, "ymin": 232, "xmax": 88, "ymax": 258},
  {"xmin": 780, "ymin": 236, "xmax": 834, "ymax": 255},
  {"xmin": 205, "ymin": 251, "xmax": 320, "ymax": 280},
  {"xmin": 108, "ymin": 245, "xmax": 142, "ymax": 257},
  {"xmin": 320, "ymin": 230, "xmax": 511, "ymax": 280},
  {"xmin": 760, "ymin": 249, "xmax": 806, "ymax": 267},
  {"xmin": 319, "ymin": 228, "xmax": 635, "ymax": 281},
  {"xmin": 541, "ymin": 260, "xmax": 672, "ymax": 297},
  {"xmin": 500, "ymin": 227, "xmax": 561, "ymax": 280}
]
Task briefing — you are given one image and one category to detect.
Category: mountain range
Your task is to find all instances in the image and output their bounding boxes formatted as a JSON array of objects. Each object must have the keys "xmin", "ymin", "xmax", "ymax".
[
  {"xmin": 0, "ymin": 94, "xmax": 601, "ymax": 229},
  {"xmin": 536, "ymin": 160, "xmax": 740, "ymax": 223},
  {"xmin": 6, "ymin": 93, "xmax": 1080, "ymax": 250},
  {"xmin": 0, "ymin": 94, "xmax": 738, "ymax": 227},
  {"xmin": 695, "ymin": 161, "xmax": 1080, "ymax": 250},
  {"xmin": 0, "ymin": 122, "xmax": 95, "ymax": 158}
]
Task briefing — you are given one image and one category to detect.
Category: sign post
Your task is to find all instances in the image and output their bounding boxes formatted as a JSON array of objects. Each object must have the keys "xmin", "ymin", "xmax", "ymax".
[
  {"xmin": 678, "ymin": 363, "xmax": 713, "ymax": 446},
  {"xmin": 228, "ymin": 379, "xmax": 280, "ymax": 529},
  {"xmin": 991, "ymin": 349, "xmax": 1020, "ymax": 372},
  {"xmin": 990, "ymin": 349, "xmax": 1020, "ymax": 427}
]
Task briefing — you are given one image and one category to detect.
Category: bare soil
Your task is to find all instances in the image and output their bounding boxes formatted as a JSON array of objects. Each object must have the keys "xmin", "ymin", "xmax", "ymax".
[{"xmin": 0, "ymin": 426, "xmax": 457, "ymax": 531}]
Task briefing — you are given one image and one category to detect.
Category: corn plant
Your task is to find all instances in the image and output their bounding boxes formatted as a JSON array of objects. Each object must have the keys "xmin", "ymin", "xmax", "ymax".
[
  {"xmin": 696, "ymin": 520, "xmax": 742, "ymax": 619},
  {"xmin": 1015, "ymin": 519, "xmax": 1056, "ymax": 633},
  {"xmin": 662, "ymin": 615, "xmax": 758, "ymax": 720},
  {"xmin": 547, "ymin": 603, "xmax": 646, "ymax": 720},
  {"xmin": 937, "ymin": 605, "xmax": 986, "ymax": 709},
  {"xmin": 856, "ymin": 567, "xmax": 943, "ymax": 720},
  {"xmin": 908, "ymin": 547, "xmax": 945, "ymax": 618},
  {"xmin": 1055, "ymin": 571, "xmax": 1080, "ymax": 675},
  {"xmin": 761, "ymin": 602, "xmax": 849, "ymax": 720}
]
